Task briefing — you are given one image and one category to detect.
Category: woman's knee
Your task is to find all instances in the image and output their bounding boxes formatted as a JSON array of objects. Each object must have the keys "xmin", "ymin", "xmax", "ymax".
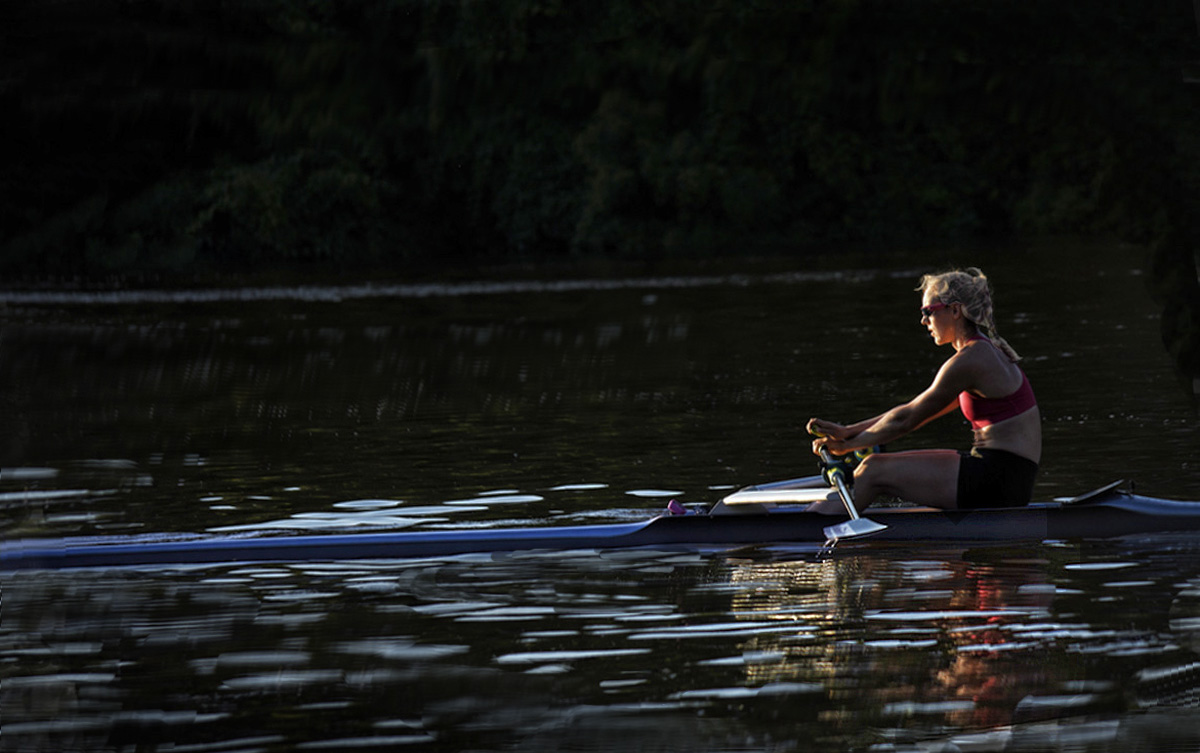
[
  {"xmin": 853, "ymin": 454, "xmax": 886, "ymax": 484},
  {"xmin": 852, "ymin": 452, "xmax": 927, "ymax": 495},
  {"xmin": 853, "ymin": 451, "xmax": 960, "ymax": 507}
]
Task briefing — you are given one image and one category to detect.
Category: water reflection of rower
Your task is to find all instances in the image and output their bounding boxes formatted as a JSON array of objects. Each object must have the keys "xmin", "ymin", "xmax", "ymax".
[
  {"xmin": 727, "ymin": 550, "xmax": 1053, "ymax": 732},
  {"xmin": 933, "ymin": 560, "xmax": 1054, "ymax": 729}
]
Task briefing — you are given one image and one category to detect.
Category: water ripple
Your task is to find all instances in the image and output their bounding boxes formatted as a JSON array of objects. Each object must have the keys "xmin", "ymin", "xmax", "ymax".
[{"xmin": 495, "ymin": 648, "xmax": 651, "ymax": 665}]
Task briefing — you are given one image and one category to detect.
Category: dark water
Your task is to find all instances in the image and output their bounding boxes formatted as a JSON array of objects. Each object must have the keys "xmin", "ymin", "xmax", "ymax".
[{"xmin": 3, "ymin": 244, "xmax": 1200, "ymax": 752}]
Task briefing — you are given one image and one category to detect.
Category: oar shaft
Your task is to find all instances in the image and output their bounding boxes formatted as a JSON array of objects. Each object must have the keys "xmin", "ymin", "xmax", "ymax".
[{"xmin": 819, "ymin": 446, "xmax": 862, "ymax": 521}]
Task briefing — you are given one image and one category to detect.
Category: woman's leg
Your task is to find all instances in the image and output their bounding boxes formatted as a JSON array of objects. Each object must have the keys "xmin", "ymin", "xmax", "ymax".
[{"xmin": 806, "ymin": 450, "xmax": 961, "ymax": 514}]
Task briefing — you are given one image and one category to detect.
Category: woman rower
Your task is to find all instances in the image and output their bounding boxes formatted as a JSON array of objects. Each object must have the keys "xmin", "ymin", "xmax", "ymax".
[{"xmin": 806, "ymin": 267, "xmax": 1041, "ymax": 512}]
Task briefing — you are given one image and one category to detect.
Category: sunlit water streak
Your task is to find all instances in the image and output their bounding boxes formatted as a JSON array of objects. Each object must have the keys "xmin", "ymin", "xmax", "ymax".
[{"xmin": 0, "ymin": 268, "xmax": 910, "ymax": 305}]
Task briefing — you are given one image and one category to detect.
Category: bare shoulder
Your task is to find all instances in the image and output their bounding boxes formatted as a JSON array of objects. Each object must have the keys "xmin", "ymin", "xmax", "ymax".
[
  {"xmin": 928, "ymin": 347, "xmax": 983, "ymax": 395},
  {"xmin": 937, "ymin": 340, "xmax": 1008, "ymax": 392},
  {"xmin": 950, "ymin": 339, "xmax": 1023, "ymax": 393},
  {"xmin": 941, "ymin": 342, "xmax": 991, "ymax": 376}
]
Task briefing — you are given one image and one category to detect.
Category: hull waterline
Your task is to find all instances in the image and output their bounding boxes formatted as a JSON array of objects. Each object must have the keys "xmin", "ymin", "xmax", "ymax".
[{"xmin": 3, "ymin": 492, "xmax": 1199, "ymax": 571}]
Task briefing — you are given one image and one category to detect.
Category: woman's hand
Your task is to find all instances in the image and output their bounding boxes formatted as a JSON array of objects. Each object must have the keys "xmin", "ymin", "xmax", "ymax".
[
  {"xmin": 806, "ymin": 418, "xmax": 853, "ymax": 456},
  {"xmin": 810, "ymin": 434, "xmax": 853, "ymax": 457},
  {"xmin": 806, "ymin": 418, "xmax": 848, "ymax": 440}
]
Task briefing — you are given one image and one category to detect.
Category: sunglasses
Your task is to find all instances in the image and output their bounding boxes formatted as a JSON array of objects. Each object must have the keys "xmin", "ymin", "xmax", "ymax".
[{"xmin": 920, "ymin": 302, "xmax": 949, "ymax": 318}]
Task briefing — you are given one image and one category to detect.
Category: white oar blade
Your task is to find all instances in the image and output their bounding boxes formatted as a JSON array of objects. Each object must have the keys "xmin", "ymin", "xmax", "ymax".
[{"xmin": 823, "ymin": 517, "xmax": 888, "ymax": 542}]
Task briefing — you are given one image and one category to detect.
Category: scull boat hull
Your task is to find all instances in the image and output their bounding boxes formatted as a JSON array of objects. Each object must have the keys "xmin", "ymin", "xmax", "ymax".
[{"xmin": 2, "ymin": 491, "xmax": 1199, "ymax": 571}]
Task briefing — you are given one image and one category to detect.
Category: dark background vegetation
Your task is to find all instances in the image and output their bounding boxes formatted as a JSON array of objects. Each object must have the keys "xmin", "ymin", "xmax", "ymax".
[
  {"xmin": 2, "ymin": 0, "xmax": 1196, "ymax": 270},
  {"xmin": 2, "ymin": 0, "xmax": 1199, "ymax": 392}
]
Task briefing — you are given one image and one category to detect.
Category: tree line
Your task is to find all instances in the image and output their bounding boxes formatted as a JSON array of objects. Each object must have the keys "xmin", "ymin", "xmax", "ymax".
[{"xmin": 2, "ymin": 0, "xmax": 1198, "ymax": 281}]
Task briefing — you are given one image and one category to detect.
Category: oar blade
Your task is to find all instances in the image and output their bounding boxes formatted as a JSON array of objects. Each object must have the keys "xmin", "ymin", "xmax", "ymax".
[{"xmin": 822, "ymin": 517, "xmax": 888, "ymax": 542}]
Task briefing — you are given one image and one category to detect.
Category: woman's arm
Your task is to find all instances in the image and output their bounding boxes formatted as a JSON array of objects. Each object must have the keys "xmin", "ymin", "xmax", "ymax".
[
  {"xmin": 810, "ymin": 351, "xmax": 979, "ymax": 454},
  {"xmin": 805, "ymin": 415, "xmax": 885, "ymax": 442},
  {"xmin": 826, "ymin": 396, "xmax": 958, "ymax": 452}
]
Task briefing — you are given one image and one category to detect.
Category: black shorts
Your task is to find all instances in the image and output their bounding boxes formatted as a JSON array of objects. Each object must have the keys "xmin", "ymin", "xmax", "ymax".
[{"xmin": 956, "ymin": 448, "xmax": 1039, "ymax": 509}]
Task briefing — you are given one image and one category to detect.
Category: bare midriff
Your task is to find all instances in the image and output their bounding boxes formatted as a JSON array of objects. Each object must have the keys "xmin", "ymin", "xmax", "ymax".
[{"xmin": 970, "ymin": 407, "xmax": 1042, "ymax": 463}]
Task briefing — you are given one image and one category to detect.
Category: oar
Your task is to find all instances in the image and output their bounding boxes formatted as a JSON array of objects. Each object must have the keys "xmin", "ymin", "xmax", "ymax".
[{"xmin": 813, "ymin": 438, "xmax": 888, "ymax": 542}]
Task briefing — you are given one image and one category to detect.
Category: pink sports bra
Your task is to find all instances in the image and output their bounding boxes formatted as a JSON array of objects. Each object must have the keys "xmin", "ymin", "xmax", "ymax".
[{"xmin": 958, "ymin": 338, "xmax": 1038, "ymax": 429}]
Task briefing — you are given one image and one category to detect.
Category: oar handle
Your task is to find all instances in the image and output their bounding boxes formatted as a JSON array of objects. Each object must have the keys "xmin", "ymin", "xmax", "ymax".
[
  {"xmin": 818, "ymin": 446, "xmax": 862, "ymax": 521},
  {"xmin": 809, "ymin": 429, "xmax": 866, "ymax": 521},
  {"xmin": 806, "ymin": 427, "xmax": 887, "ymax": 540}
]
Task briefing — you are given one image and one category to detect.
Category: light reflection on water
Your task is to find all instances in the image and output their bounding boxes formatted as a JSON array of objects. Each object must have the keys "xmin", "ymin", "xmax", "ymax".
[
  {"xmin": 5, "ymin": 541, "xmax": 1200, "ymax": 751},
  {"xmin": 3, "ymin": 245, "xmax": 1200, "ymax": 751}
]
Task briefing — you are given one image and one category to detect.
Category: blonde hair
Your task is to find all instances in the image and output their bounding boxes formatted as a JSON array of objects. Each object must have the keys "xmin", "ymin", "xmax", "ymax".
[{"xmin": 917, "ymin": 267, "xmax": 1021, "ymax": 362}]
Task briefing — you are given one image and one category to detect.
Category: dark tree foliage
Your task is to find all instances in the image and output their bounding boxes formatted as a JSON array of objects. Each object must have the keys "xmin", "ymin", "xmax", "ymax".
[{"xmin": 1, "ymin": 0, "xmax": 1197, "ymax": 277}]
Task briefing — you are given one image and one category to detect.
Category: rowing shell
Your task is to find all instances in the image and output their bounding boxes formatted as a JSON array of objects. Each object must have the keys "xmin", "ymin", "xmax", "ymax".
[{"xmin": 3, "ymin": 480, "xmax": 1198, "ymax": 571}]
